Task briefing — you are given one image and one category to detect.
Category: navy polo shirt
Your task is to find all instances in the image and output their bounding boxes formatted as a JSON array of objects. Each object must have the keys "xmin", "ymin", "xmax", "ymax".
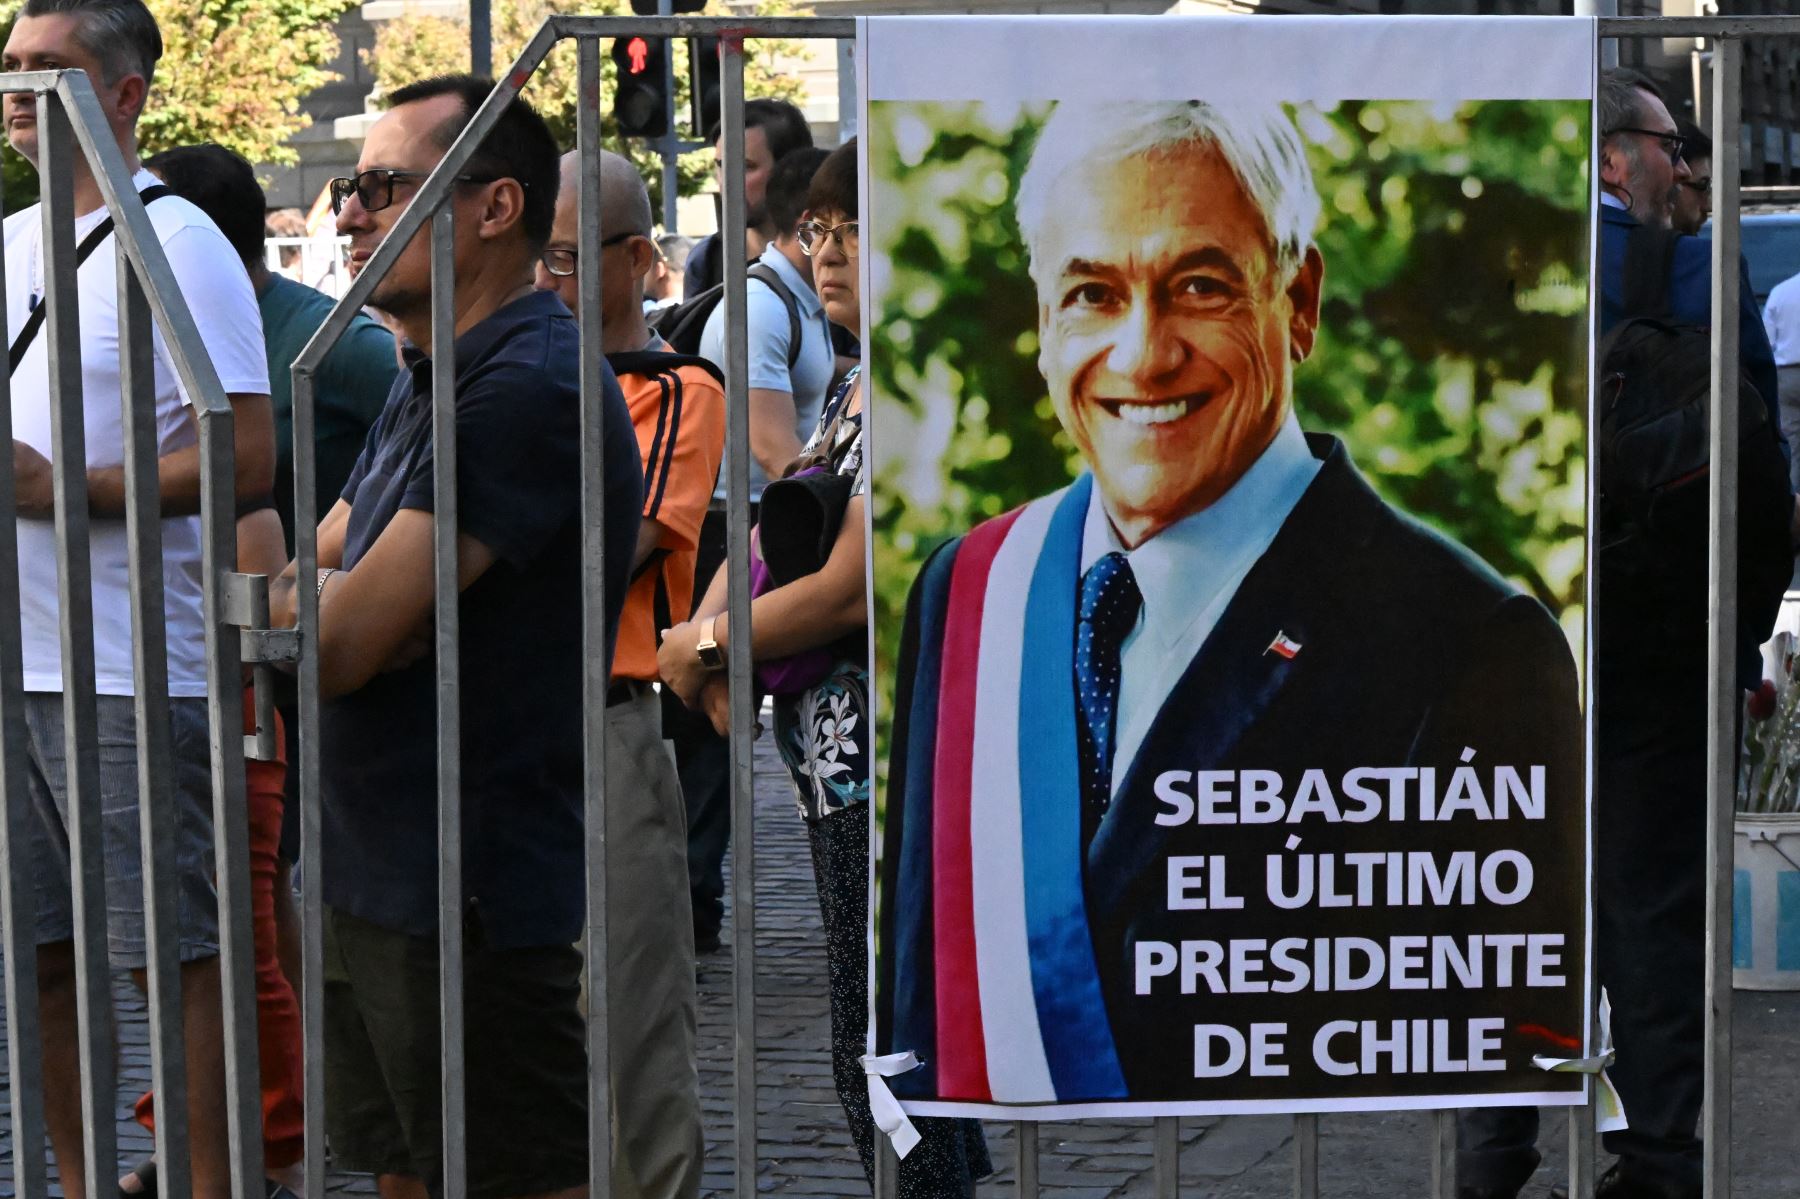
[{"xmin": 320, "ymin": 289, "xmax": 642, "ymax": 949}]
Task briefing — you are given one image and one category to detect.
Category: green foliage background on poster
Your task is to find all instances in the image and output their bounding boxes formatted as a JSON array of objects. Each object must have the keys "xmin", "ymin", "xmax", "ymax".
[{"xmin": 868, "ymin": 98, "xmax": 1591, "ymax": 775}]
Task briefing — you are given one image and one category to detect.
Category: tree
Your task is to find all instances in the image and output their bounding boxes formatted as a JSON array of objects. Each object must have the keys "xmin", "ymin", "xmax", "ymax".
[
  {"xmin": 1, "ymin": 0, "xmax": 361, "ymax": 208},
  {"xmin": 361, "ymin": 0, "xmax": 808, "ymax": 211}
]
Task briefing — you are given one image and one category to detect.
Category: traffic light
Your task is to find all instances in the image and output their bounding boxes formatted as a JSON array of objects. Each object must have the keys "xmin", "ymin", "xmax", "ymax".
[
  {"xmin": 689, "ymin": 36, "xmax": 721, "ymax": 141},
  {"xmin": 612, "ymin": 35, "xmax": 668, "ymax": 138}
]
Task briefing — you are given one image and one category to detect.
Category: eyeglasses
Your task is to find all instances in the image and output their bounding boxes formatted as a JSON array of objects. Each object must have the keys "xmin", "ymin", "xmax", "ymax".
[
  {"xmin": 1606, "ymin": 127, "xmax": 1687, "ymax": 165},
  {"xmin": 327, "ymin": 168, "xmax": 509, "ymax": 215},
  {"xmin": 1680, "ymin": 176, "xmax": 1713, "ymax": 196},
  {"xmin": 538, "ymin": 232, "xmax": 641, "ymax": 278},
  {"xmin": 797, "ymin": 219, "xmax": 859, "ymax": 259}
]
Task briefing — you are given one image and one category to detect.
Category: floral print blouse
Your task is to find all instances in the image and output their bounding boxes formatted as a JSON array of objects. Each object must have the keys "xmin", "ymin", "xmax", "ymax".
[{"xmin": 771, "ymin": 369, "xmax": 868, "ymax": 821}]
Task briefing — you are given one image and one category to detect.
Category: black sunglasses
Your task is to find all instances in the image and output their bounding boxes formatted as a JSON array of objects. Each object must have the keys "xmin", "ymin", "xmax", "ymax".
[
  {"xmin": 1606, "ymin": 126, "xmax": 1686, "ymax": 165},
  {"xmin": 327, "ymin": 168, "xmax": 511, "ymax": 215}
]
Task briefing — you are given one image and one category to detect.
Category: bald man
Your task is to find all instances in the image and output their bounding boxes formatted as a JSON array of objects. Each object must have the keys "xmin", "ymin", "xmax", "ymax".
[{"xmin": 535, "ymin": 150, "xmax": 723, "ymax": 1199}]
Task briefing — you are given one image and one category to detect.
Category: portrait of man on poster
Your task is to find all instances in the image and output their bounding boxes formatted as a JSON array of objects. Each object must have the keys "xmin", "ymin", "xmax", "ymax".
[{"xmin": 877, "ymin": 98, "xmax": 1586, "ymax": 1106}]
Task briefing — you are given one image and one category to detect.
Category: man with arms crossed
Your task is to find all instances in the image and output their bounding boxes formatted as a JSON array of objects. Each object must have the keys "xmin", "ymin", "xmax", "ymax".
[{"xmin": 267, "ymin": 75, "xmax": 641, "ymax": 1199}]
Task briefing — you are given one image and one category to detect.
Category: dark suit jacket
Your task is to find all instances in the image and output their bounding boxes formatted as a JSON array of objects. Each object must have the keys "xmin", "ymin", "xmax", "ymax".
[
  {"xmin": 879, "ymin": 435, "xmax": 1585, "ymax": 1104},
  {"xmin": 1597, "ymin": 202, "xmax": 1793, "ymax": 693},
  {"xmin": 1598, "ymin": 203, "xmax": 1782, "ymax": 452}
]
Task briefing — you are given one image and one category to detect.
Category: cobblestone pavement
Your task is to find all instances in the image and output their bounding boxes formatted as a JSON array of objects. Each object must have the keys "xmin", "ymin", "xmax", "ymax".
[{"xmin": 1, "ymin": 732, "xmax": 1796, "ymax": 1196}]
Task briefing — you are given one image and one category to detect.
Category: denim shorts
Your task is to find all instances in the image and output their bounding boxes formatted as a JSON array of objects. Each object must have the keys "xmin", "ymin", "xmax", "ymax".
[{"xmin": 24, "ymin": 692, "xmax": 220, "ymax": 968}]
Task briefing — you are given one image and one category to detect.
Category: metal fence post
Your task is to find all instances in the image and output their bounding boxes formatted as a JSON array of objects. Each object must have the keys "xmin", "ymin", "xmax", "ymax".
[
  {"xmin": 429, "ymin": 205, "xmax": 468, "ymax": 1199},
  {"xmin": 1016, "ymin": 1122, "xmax": 1039, "ymax": 1197},
  {"xmin": 1154, "ymin": 1116, "xmax": 1180, "ymax": 1197},
  {"xmin": 576, "ymin": 33, "xmax": 616, "ymax": 1199},
  {"xmin": 291, "ymin": 287, "xmax": 328, "ymax": 1199},
  {"xmin": 0, "ymin": 78, "xmax": 47, "ymax": 1199},
  {"xmin": 1293, "ymin": 1114, "xmax": 1319, "ymax": 1199},
  {"xmin": 1569, "ymin": 1097, "xmax": 1596, "ymax": 1197},
  {"xmin": 719, "ymin": 33, "xmax": 760, "ymax": 1198},
  {"xmin": 1704, "ymin": 33, "xmax": 1743, "ymax": 1199},
  {"xmin": 116, "ymin": 241, "xmax": 192, "ymax": 1199},
  {"xmin": 37, "ymin": 84, "xmax": 116, "ymax": 1199},
  {"xmin": 1431, "ymin": 1110, "xmax": 1456, "ymax": 1199}
]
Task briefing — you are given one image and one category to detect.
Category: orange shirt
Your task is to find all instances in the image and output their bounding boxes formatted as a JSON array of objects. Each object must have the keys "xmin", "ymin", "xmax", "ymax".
[{"xmin": 611, "ymin": 350, "xmax": 726, "ymax": 682}]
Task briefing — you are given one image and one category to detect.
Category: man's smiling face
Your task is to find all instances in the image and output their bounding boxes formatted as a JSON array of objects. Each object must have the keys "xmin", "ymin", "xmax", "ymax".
[{"xmin": 1033, "ymin": 144, "xmax": 1322, "ymax": 546}]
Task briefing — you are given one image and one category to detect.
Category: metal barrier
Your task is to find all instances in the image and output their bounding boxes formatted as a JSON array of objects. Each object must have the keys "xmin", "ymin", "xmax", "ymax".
[
  {"xmin": 4, "ymin": 12, "xmax": 1795, "ymax": 1199},
  {"xmin": 261, "ymin": 236, "xmax": 352, "ymax": 301},
  {"xmin": 0, "ymin": 67, "xmax": 276, "ymax": 1199}
]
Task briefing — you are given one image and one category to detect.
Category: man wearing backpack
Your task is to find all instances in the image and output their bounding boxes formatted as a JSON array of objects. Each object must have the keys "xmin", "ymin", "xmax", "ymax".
[
  {"xmin": 673, "ymin": 145, "xmax": 836, "ymax": 951},
  {"xmin": 683, "ymin": 98, "xmax": 815, "ymax": 300},
  {"xmin": 1456, "ymin": 69, "xmax": 1793, "ymax": 1199},
  {"xmin": 535, "ymin": 148, "xmax": 723, "ymax": 1199}
]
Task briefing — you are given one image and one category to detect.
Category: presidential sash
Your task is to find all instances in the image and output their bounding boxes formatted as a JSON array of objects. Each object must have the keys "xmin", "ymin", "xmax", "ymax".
[{"xmin": 901, "ymin": 474, "xmax": 1128, "ymax": 1104}]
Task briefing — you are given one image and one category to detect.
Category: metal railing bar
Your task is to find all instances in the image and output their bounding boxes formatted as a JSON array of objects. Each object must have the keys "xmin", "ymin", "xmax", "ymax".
[
  {"xmin": 1153, "ymin": 1116, "xmax": 1179, "ymax": 1197},
  {"xmin": 1431, "ymin": 1111, "xmax": 1455, "ymax": 1199},
  {"xmin": 549, "ymin": 14, "xmax": 855, "ymax": 38},
  {"xmin": 194, "ymin": 275, "xmax": 262, "ymax": 1199},
  {"xmin": 293, "ymin": 363, "xmax": 326, "ymax": 1199},
  {"xmin": 720, "ymin": 37, "xmax": 759, "ymax": 1198},
  {"xmin": 289, "ymin": 20, "xmax": 559, "ymax": 380},
  {"xmin": 52, "ymin": 74, "xmax": 231, "ymax": 421},
  {"xmin": 1568, "ymin": 1098, "xmax": 1595, "ymax": 1197},
  {"xmin": 117, "ymin": 244, "xmax": 192, "ymax": 1199},
  {"xmin": 1703, "ymin": 38, "xmax": 1742, "ymax": 1199},
  {"xmin": 1015, "ymin": 1122, "xmax": 1039, "ymax": 1198},
  {"xmin": 575, "ymin": 34, "xmax": 615, "ymax": 1199},
  {"xmin": 0, "ymin": 78, "xmax": 46, "ymax": 1199},
  {"xmin": 1293, "ymin": 1114, "xmax": 1318, "ymax": 1199},
  {"xmin": 1599, "ymin": 15, "xmax": 1800, "ymax": 36},
  {"xmin": 429, "ymin": 206, "xmax": 468, "ymax": 1199},
  {"xmin": 0, "ymin": 71, "xmax": 73, "ymax": 94},
  {"xmin": 873, "ymin": 1136, "xmax": 896, "ymax": 1197},
  {"xmin": 38, "ymin": 85, "xmax": 115, "ymax": 1199}
]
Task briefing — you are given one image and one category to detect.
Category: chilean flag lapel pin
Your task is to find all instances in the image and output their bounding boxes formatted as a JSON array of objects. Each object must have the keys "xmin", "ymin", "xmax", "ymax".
[{"xmin": 1265, "ymin": 630, "xmax": 1303, "ymax": 660}]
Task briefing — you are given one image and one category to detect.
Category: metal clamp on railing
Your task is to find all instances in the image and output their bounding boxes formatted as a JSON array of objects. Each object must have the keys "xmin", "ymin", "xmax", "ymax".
[{"xmin": 221, "ymin": 571, "xmax": 294, "ymax": 762}]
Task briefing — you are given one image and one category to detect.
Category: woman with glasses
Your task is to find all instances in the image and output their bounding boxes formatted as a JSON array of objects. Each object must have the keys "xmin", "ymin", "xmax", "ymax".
[{"xmin": 659, "ymin": 139, "xmax": 991, "ymax": 1197}]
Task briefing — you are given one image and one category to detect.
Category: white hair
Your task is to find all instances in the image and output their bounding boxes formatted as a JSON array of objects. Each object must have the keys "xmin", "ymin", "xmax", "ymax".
[{"xmin": 1015, "ymin": 100, "xmax": 1320, "ymax": 287}]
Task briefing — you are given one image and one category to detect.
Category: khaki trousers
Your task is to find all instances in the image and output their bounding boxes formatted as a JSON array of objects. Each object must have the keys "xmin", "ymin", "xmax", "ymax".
[{"xmin": 599, "ymin": 689, "xmax": 703, "ymax": 1199}]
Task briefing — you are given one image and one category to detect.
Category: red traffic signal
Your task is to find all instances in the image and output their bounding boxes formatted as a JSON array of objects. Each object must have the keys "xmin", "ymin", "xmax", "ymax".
[{"xmin": 611, "ymin": 35, "xmax": 669, "ymax": 138}]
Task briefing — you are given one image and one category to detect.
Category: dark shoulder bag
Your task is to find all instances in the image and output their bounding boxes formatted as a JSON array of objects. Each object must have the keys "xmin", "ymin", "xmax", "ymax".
[{"xmin": 9, "ymin": 185, "xmax": 175, "ymax": 374}]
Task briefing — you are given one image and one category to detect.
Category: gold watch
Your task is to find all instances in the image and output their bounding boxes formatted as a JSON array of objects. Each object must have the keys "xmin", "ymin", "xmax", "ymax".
[{"xmin": 695, "ymin": 617, "xmax": 725, "ymax": 671}]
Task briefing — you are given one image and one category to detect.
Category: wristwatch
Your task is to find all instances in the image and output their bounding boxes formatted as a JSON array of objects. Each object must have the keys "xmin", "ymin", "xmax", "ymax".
[{"xmin": 695, "ymin": 617, "xmax": 725, "ymax": 671}]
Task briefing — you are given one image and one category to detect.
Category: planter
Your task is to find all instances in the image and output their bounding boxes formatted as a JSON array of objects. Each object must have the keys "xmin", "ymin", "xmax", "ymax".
[{"xmin": 1733, "ymin": 812, "xmax": 1800, "ymax": 990}]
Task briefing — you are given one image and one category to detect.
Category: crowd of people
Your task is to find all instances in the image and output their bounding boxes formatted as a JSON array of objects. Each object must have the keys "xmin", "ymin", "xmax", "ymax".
[
  {"xmin": 2, "ymin": 0, "xmax": 984, "ymax": 1192},
  {"xmin": 5, "ymin": 1, "xmax": 1798, "ymax": 1198}
]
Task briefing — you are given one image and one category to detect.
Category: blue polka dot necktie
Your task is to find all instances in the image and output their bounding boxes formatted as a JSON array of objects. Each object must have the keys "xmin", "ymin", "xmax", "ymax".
[{"xmin": 1075, "ymin": 551, "xmax": 1142, "ymax": 848}]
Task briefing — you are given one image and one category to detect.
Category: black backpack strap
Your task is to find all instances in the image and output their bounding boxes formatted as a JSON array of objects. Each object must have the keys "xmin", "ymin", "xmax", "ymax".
[
  {"xmin": 10, "ymin": 185, "xmax": 176, "ymax": 375},
  {"xmin": 1621, "ymin": 224, "xmax": 1679, "ymax": 321},
  {"xmin": 606, "ymin": 349, "xmax": 724, "ymax": 387},
  {"xmin": 747, "ymin": 261, "xmax": 804, "ymax": 371}
]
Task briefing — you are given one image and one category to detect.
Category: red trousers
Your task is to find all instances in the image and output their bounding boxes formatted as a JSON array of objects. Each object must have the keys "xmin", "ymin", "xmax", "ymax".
[{"xmin": 135, "ymin": 688, "xmax": 304, "ymax": 1170}]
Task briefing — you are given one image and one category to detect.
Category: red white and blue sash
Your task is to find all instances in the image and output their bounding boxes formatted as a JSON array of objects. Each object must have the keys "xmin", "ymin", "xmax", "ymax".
[{"xmin": 926, "ymin": 474, "xmax": 1127, "ymax": 1103}]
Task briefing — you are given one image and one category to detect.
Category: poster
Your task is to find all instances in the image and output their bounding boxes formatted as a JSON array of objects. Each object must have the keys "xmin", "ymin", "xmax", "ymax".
[{"xmin": 864, "ymin": 15, "xmax": 1597, "ymax": 1119}]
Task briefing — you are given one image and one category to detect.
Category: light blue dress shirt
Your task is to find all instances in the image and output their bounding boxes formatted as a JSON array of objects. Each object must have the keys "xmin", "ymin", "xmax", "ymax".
[
  {"xmin": 1079, "ymin": 413, "xmax": 1323, "ymax": 792},
  {"xmin": 698, "ymin": 242, "xmax": 836, "ymax": 501}
]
